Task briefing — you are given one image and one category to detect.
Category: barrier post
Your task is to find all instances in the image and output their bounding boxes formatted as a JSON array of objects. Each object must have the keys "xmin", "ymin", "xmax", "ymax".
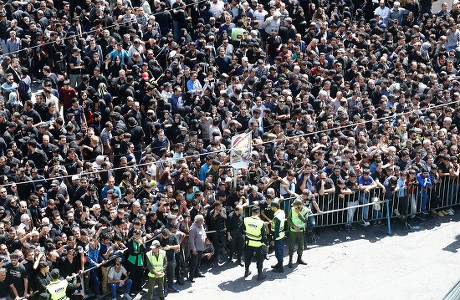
[
  {"xmin": 385, "ymin": 199, "xmax": 391, "ymax": 235},
  {"xmin": 80, "ymin": 273, "xmax": 86, "ymax": 298}
]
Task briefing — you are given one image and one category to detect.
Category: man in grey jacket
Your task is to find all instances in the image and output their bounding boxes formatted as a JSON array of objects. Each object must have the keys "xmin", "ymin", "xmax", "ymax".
[{"xmin": 188, "ymin": 214, "xmax": 206, "ymax": 282}]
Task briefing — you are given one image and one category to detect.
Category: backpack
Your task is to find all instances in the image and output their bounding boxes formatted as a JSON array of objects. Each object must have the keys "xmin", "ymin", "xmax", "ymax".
[{"xmin": 18, "ymin": 78, "xmax": 30, "ymax": 101}]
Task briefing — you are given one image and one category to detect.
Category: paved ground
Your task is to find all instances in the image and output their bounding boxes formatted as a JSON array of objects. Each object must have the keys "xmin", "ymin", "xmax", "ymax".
[{"xmin": 152, "ymin": 212, "xmax": 460, "ymax": 300}]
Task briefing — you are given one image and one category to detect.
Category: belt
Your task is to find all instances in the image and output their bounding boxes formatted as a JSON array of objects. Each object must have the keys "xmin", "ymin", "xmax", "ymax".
[{"xmin": 290, "ymin": 227, "xmax": 304, "ymax": 232}]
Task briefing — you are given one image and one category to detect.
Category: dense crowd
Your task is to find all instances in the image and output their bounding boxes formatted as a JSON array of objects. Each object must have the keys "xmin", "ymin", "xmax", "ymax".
[{"xmin": 0, "ymin": 0, "xmax": 458, "ymax": 298}]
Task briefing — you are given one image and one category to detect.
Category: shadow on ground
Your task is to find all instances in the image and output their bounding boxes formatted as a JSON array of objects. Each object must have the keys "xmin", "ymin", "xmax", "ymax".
[
  {"xmin": 314, "ymin": 211, "xmax": 460, "ymax": 249},
  {"xmin": 443, "ymin": 234, "xmax": 460, "ymax": 253},
  {"xmin": 217, "ymin": 265, "xmax": 296, "ymax": 292}
]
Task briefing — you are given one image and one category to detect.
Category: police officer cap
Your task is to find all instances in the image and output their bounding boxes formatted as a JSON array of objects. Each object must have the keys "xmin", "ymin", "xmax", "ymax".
[
  {"xmin": 271, "ymin": 201, "xmax": 280, "ymax": 209},
  {"xmin": 151, "ymin": 240, "xmax": 161, "ymax": 249},
  {"xmin": 252, "ymin": 206, "xmax": 260, "ymax": 212},
  {"xmin": 292, "ymin": 199, "xmax": 303, "ymax": 207},
  {"xmin": 50, "ymin": 269, "xmax": 60, "ymax": 280}
]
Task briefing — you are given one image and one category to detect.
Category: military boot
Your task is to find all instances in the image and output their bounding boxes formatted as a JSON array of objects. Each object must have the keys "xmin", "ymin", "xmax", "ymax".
[
  {"xmin": 297, "ymin": 254, "xmax": 308, "ymax": 265},
  {"xmin": 288, "ymin": 255, "xmax": 293, "ymax": 268}
]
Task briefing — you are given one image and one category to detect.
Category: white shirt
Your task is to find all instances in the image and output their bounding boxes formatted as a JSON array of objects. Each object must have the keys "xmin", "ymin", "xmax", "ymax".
[
  {"xmin": 280, "ymin": 177, "xmax": 296, "ymax": 196},
  {"xmin": 108, "ymin": 265, "xmax": 128, "ymax": 281},
  {"xmin": 209, "ymin": 1, "xmax": 225, "ymax": 18},
  {"xmin": 374, "ymin": 6, "xmax": 390, "ymax": 24},
  {"xmin": 253, "ymin": 10, "xmax": 268, "ymax": 25}
]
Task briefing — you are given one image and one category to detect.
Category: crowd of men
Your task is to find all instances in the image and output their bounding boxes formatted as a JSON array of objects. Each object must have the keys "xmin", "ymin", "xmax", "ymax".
[{"xmin": 0, "ymin": 0, "xmax": 458, "ymax": 298}]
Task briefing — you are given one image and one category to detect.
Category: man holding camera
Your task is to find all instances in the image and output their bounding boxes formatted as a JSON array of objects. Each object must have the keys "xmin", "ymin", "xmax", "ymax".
[{"xmin": 287, "ymin": 199, "xmax": 309, "ymax": 268}]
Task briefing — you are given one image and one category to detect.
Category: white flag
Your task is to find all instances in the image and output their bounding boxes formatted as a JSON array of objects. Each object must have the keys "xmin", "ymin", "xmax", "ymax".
[{"xmin": 230, "ymin": 132, "xmax": 252, "ymax": 169}]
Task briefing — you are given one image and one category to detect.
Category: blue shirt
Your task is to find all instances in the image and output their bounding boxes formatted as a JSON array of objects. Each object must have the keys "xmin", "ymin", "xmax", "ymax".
[
  {"xmin": 101, "ymin": 185, "xmax": 122, "ymax": 199},
  {"xmin": 149, "ymin": 135, "xmax": 169, "ymax": 157},
  {"xmin": 298, "ymin": 173, "xmax": 317, "ymax": 193},
  {"xmin": 199, "ymin": 163, "xmax": 210, "ymax": 181},
  {"xmin": 168, "ymin": 94, "xmax": 182, "ymax": 113},
  {"xmin": 109, "ymin": 49, "xmax": 130, "ymax": 64},
  {"xmin": 358, "ymin": 175, "xmax": 374, "ymax": 196},
  {"xmin": 87, "ymin": 245, "xmax": 101, "ymax": 267},
  {"xmin": 186, "ymin": 79, "xmax": 202, "ymax": 94},
  {"xmin": 4, "ymin": 37, "xmax": 20, "ymax": 55},
  {"xmin": 396, "ymin": 178, "xmax": 407, "ymax": 198},
  {"xmin": 416, "ymin": 173, "xmax": 432, "ymax": 188}
]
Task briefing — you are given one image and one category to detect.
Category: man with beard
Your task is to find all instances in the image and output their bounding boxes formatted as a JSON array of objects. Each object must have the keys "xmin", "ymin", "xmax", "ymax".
[
  {"xmin": 15, "ymin": 168, "xmax": 34, "ymax": 201},
  {"xmin": 12, "ymin": 201, "xmax": 31, "ymax": 228},
  {"xmin": 145, "ymin": 211, "xmax": 165, "ymax": 236},
  {"xmin": 72, "ymin": 177, "xmax": 89, "ymax": 205}
]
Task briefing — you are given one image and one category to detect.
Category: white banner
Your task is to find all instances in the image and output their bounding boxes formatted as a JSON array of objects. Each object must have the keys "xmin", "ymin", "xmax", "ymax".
[{"xmin": 230, "ymin": 132, "xmax": 252, "ymax": 169}]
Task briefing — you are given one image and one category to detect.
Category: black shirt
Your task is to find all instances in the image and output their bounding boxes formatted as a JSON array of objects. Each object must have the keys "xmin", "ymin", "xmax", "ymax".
[
  {"xmin": 5, "ymin": 262, "xmax": 27, "ymax": 297},
  {"xmin": 68, "ymin": 55, "xmax": 81, "ymax": 75},
  {"xmin": 227, "ymin": 210, "xmax": 243, "ymax": 231},
  {"xmin": 35, "ymin": 270, "xmax": 51, "ymax": 293},
  {"xmin": 27, "ymin": 149, "xmax": 48, "ymax": 170},
  {"xmin": 156, "ymin": 235, "xmax": 178, "ymax": 262},
  {"xmin": 110, "ymin": 137, "xmax": 122, "ymax": 166},
  {"xmin": 259, "ymin": 200, "xmax": 274, "ymax": 222},
  {"xmin": 129, "ymin": 125, "xmax": 145, "ymax": 151},
  {"xmin": 0, "ymin": 276, "xmax": 11, "ymax": 298},
  {"xmin": 171, "ymin": 2, "xmax": 187, "ymax": 22}
]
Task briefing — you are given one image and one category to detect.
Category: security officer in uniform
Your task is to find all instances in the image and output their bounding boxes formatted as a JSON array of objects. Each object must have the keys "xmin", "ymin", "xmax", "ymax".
[
  {"xmin": 146, "ymin": 240, "xmax": 168, "ymax": 300},
  {"xmin": 45, "ymin": 269, "xmax": 78, "ymax": 300},
  {"xmin": 240, "ymin": 206, "xmax": 268, "ymax": 281},
  {"xmin": 271, "ymin": 200, "xmax": 286, "ymax": 273},
  {"xmin": 287, "ymin": 199, "xmax": 309, "ymax": 268}
]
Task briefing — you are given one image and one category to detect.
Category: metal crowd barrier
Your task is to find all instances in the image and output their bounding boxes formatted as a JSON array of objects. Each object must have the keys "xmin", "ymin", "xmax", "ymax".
[
  {"xmin": 312, "ymin": 176, "xmax": 459, "ymax": 229},
  {"xmin": 242, "ymin": 176, "xmax": 460, "ymax": 234}
]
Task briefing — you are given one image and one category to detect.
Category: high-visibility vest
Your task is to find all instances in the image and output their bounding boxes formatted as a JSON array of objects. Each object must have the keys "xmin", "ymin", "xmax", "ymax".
[
  {"xmin": 271, "ymin": 209, "xmax": 285, "ymax": 240},
  {"xmin": 46, "ymin": 279, "xmax": 68, "ymax": 300},
  {"xmin": 244, "ymin": 216, "xmax": 264, "ymax": 247},
  {"xmin": 147, "ymin": 250, "xmax": 166, "ymax": 278},
  {"xmin": 290, "ymin": 207, "xmax": 308, "ymax": 232}
]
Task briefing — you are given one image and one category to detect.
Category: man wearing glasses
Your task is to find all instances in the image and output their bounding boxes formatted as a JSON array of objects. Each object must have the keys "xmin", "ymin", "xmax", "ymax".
[{"xmin": 108, "ymin": 257, "xmax": 132, "ymax": 300}]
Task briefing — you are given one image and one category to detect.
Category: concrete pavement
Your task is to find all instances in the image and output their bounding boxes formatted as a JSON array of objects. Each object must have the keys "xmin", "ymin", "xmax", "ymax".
[{"xmin": 160, "ymin": 213, "xmax": 460, "ymax": 300}]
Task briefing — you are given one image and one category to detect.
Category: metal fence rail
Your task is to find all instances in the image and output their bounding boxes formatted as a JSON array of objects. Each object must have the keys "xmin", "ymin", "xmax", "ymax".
[{"xmin": 34, "ymin": 176, "xmax": 459, "ymax": 299}]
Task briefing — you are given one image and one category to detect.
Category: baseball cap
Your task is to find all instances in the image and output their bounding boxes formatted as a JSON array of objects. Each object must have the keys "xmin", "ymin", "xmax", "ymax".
[
  {"xmin": 50, "ymin": 269, "xmax": 60, "ymax": 280},
  {"xmin": 151, "ymin": 240, "xmax": 161, "ymax": 249}
]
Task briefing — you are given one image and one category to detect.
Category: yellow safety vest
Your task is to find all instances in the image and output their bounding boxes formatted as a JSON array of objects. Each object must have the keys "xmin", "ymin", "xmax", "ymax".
[
  {"xmin": 271, "ymin": 209, "xmax": 285, "ymax": 240},
  {"xmin": 244, "ymin": 216, "xmax": 264, "ymax": 247},
  {"xmin": 290, "ymin": 207, "xmax": 308, "ymax": 232},
  {"xmin": 147, "ymin": 250, "xmax": 166, "ymax": 278},
  {"xmin": 46, "ymin": 279, "xmax": 68, "ymax": 300}
]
